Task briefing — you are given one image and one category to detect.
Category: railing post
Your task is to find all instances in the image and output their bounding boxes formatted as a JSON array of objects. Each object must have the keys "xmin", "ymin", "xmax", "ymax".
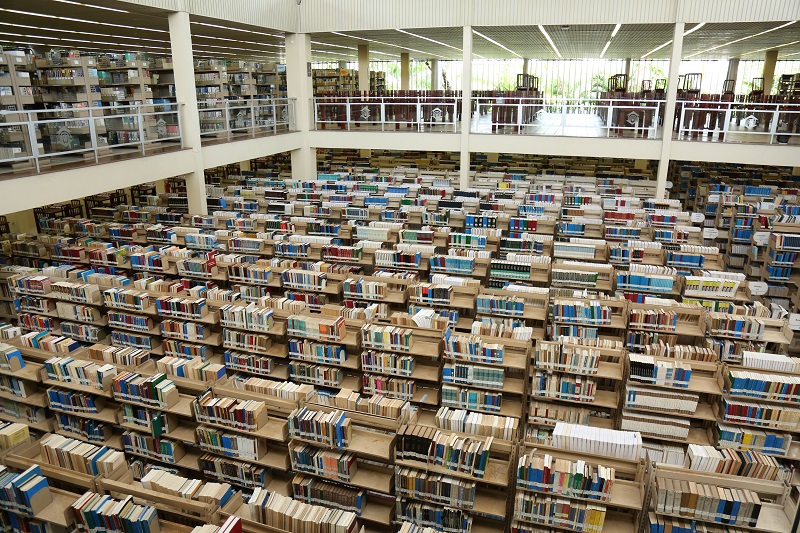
[
  {"xmin": 380, "ymin": 99, "xmax": 385, "ymax": 132},
  {"xmin": 653, "ymin": 103, "xmax": 661, "ymax": 140},
  {"xmin": 250, "ymin": 100, "xmax": 257, "ymax": 138},
  {"xmin": 346, "ymin": 98, "xmax": 351, "ymax": 131},
  {"xmin": 417, "ymin": 97, "xmax": 422, "ymax": 132},
  {"xmin": 769, "ymin": 105, "xmax": 780, "ymax": 145},
  {"xmin": 137, "ymin": 106, "xmax": 146, "ymax": 155},
  {"xmin": 606, "ymin": 102, "xmax": 613, "ymax": 137},
  {"xmin": 313, "ymin": 98, "xmax": 318, "ymax": 130},
  {"xmin": 679, "ymin": 106, "xmax": 686, "ymax": 138},
  {"xmin": 26, "ymin": 112, "xmax": 40, "ymax": 173},
  {"xmin": 517, "ymin": 100, "xmax": 523, "ymax": 134},
  {"xmin": 454, "ymin": 99, "xmax": 458, "ymax": 133},
  {"xmin": 87, "ymin": 108, "xmax": 100, "ymax": 163},
  {"xmin": 272, "ymin": 100, "xmax": 278, "ymax": 134},
  {"xmin": 176, "ymin": 107, "xmax": 184, "ymax": 148},
  {"xmin": 223, "ymin": 103, "xmax": 231, "ymax": 141},
  {"xmin": 722, "ymin": 102, "xmax": 732, "ymax": 142}
]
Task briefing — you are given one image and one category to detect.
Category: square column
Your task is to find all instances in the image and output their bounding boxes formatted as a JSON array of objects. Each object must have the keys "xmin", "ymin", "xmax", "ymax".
[
  {"xmin": 763, "ymin": 50, "xmax": 778, "ymax": 95},
  {"xmin": 168, "ymin": 11, "xmax": 207, "ymax": 214},
  {"xmin": 726, "ymin": 58, "xmax": 740, "ymax": 86},
  {"xmin": 286, "ymin": 33, "xmax": 315, "ymax": 181},
  {"xmin": 459, "ymin": 26, "xmax": 473, "ymax": 189},
  {"xmin": 401, "ymin": 53, "xmax": 410, "ymax": 90},
  {"xmin": 656, "ymin": 22, "xmax": 685, "ymax": 199},
  {"xmin": 358, "ymin": 45, "xmax": 370, "ymax": 93},
  {"xmin": 431, "ymin": 59, "xmax": 440, "ymax": 90}
]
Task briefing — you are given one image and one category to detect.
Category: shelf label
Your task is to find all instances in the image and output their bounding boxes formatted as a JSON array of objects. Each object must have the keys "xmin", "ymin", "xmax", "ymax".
[
  {"xmin": 789, "ymin": 314, "xmax": 800, "ymax": 331},
  {"xmin": 690, "ymin": 213, "xmax": 705, "ymax": 223},
  {"xmin": 753, "ymin": 232, "xmax": 770, "ymax": 246},
  {"xmin": 703, "ymin": 228, "xmax": 719, "ymax": 239},
  {"xmin": 707, "ymin": 194, "xmax": 720, "ymax": 203},
  {"xmin": 748, "ymin": 281, "xmax": 768, "ymax": 296}
]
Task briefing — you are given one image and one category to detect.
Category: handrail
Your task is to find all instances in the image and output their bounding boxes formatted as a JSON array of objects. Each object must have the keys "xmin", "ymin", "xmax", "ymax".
[{"xmin": 0, "ymin": 102, "xmax": 184, "ymax": 172}]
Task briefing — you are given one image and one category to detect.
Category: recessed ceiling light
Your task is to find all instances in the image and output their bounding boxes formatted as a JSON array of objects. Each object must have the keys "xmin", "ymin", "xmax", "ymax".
[
  {"xmin": 600, "ymin": 41, "xmax": 612, "ymax": 58},
  {"xmin": 600, "ymin": 24, "xmax": 622, "ymax": 58},
  {"xmin": 52, "ymin": 1, "xmax": 128, "ymax": 13},
  {"xmin": 0, "ymin": 8, "xmax": 167, "ymax": 33},
  {"xmin": 537, "ymin": 26, "xmax": 561, "ymax": 58},
  {"xmin": 686, "ymin": 21, "xmax": 794, "ymax": 58},
  {"xmin": 611, "ymin": 24, "xmax": 622, "ymax": 39},
  {"xmin": 742, "ymin": 40, "xmax": 800, "ymax": 56},
  {"xmin": 473, "ymin": 29, "xmax": 521, "ymax": 58},
  {"xmin": 311, "ymin": 41, "xmax": 357, "ymax": 50},
  {"xmin": 0, "ymin": 22, "xmax": 172, "ymax": 45},
  {"xmin": 331, "ymin": 31, "xmax": 446, "ymax": 58},
  {"xmin": 191, "ymin": 21, "xmax": 282, "ymax": 39},
  {"xmin": 641, "ymin": 22, "xmax": 705, "ymax": 58}
]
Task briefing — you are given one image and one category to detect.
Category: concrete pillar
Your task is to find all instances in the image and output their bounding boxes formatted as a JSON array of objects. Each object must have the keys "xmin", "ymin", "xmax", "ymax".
[
  {"xmin": 239, "ymin": 160, "xmax": 251, "ymax": 172},
  {"xmin": 523, "ymin": 58, "xmax": 529, "ymax": 76},
  {"xmin": 338, "ymin": 60, "xmax": 347, "ymax": 71},
  {"xmin": 656, "ymin": 22, "xmax": 685, "ymax": 199},
  {"xmin": 763, "ymin": 49, "xmax": 778, "ymax": 95},
  {"xmin": 168, "ymin": 11, "xmax": 207, "ymax": 215},
  {"xmin": 624, "ymin": 58, "xmax": 631, "ymax": 84},
  {"xmin": 5, "ymin": 210, "xmax": 37, "ymax": 235},
  {"xmin": 286, "ymin": 33, "xmax": 315, "ymax": 181},
  {"xmin": 358, "ymin": 44, "xmax": 369, "ymax": 93},
  {"xmin": 726, "ymin": 58, "xmax": 740, "ymax": 87},
  {"xmin": 459, "ymin": 26, "xmax": 473, "ymax": 189},
  {"xmin": 360, "ymin": 149, "xmax": 371, "ymax": 158},
  {"xmin": 401, "ymin": 53, "xmax": 410, "ymax": 90},
  {"xmin": 431, "ymin": 59, "xmax": 440, "ymax": 90}
]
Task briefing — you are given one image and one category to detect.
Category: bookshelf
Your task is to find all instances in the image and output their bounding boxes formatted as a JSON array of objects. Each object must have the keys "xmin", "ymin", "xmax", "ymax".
[
  {"xmin": 361, "ymin": 315, "xmax": 446, "ymax": 407},
  {"xmin": 647, "ymin": 463, "xmax": 797, "ymax": 533},
  {"xmin": 512, "ymin": 445, "xmax": 646, "ymax": 533}
]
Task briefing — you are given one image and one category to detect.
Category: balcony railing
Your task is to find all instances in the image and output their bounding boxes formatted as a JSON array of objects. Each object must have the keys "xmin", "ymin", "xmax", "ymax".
[
  {"xmin": 312, "ymin": 96, "xmax": 462, "ymax": 132},
  {"xmin": 0, "ymin": 103, "xmax": 183, "ymax": 173},
  {"xmin": 471, "ymin": 97, "xmax": 665, "ymax": 139},
  {"xmin": 198, "ymin": 98, "xmax": 297, "ymax": 142},
  {"xmin": 674, "ymin": 99, "xmax": 800, "ymax": 145}
]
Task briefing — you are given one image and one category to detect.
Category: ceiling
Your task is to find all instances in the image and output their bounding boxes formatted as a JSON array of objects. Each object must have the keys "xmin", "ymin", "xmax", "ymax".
[
  {"xmin": 0, "ymin": 0, "xmax": 286, "ymax": 61},
  {"xmin": 312, "ymin": 22, "xmax": 800, "ymax": 61},
  {"xmin": 0, "ymin": 1, "xmax": 797, "ymax": 63}
]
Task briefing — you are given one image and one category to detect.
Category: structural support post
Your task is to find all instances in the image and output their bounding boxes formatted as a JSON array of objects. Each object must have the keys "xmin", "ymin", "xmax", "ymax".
[
  {"xmin": 655, "ymin": 22, "xmax": 685, "ymax": 199},
  {"xmin": 763, "ymin": 49, "xmax": 778, "ymax": 95},
  {"xmin": 459, "ymin": 26, "xmax": 473, "ymax": 189},
  {"xmin": 168, "ymin": 11, "xmax": 207, "ymax": 214},
  {"xmin": 358, "ymin": 45, "xmax": 370, "ymax": 93},
  {"xmin": 522, "ymin": 58, "xmax": 529, "ymax": 76},
  {"xmin": 286, "ymin": 32, "xmax": 315, "ymax": 181},
  {"xmin": 726, "ymin": 57, "xmax": 740, "ymax": 86},
  {"xmin": 400, "ymin": 53, "xmax": 410, "ymax": 90},
  {"xmin": 431, "ymin": 59, "xmax": 440, "ymax": 90},
  {"xmin": 338, "ymin": 60, "xmax": 347, "ymax": 71},
  {"xmin": 624, "ymin": 58, "xmax": 631, "ymax": 81}
]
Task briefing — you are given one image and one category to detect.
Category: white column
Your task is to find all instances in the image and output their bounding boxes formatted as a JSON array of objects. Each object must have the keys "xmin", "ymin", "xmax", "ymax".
[
  {"xmin": 286, "ymin": 33, "xmax": 315, "ymax": 181},
  {"xmin": 338, "ymin": 60, "xmax": 347, "ymax": 71},
  {"xmin": 431, "ymin": 59, "xmax": 440, "ymax": 90},
  {"xmin": 358, "ymin": 44, "xmax": 369, "ymax": 93},
  {"xmin": 400, "ymin": 53, "xmax": 410, "ymax": 90},
  {"xmin": 459, "ymin": 26, "xmax": 473, "ymax": 189},
  {"xmin": 624, "ymin": 58, "xmax": 631, "ymax": 87},
  {"xmin": 168, "ymin": 11, "xmax": 207, "ymax": 214},
  {"xmin": 655, "ymin": 22, "xmax": 685, "ymax": 199},
  {"xmin": 763, "ymin": 49, "xmax": 778, "ymax": 95},
  {"xmin": 522, "ymin": 58, "xmax": 529, "ymax": 76},
  {"xmin": 726, "ymin": 58, "xmax": 740, "ymax": 86}
]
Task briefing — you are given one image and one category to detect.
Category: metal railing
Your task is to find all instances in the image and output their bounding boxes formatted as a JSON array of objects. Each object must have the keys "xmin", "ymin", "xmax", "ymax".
[
  {"xmin": 312, "ymin": 96, "xmax": 461, "ymax": 132},
  {"xmin": 198, "ymin": 98, "xmax": 296, "ymax": 141},
  {"xmin": 471, "ymin": 97, "xmax": 665, "ymax": 139},
  {"xmin": 0, "ymin": 103, "xmax": 183, "ymax": 173},
  {"xmin": 675, "ymin": 99, "xmax": 800, "ymax": 145}
]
